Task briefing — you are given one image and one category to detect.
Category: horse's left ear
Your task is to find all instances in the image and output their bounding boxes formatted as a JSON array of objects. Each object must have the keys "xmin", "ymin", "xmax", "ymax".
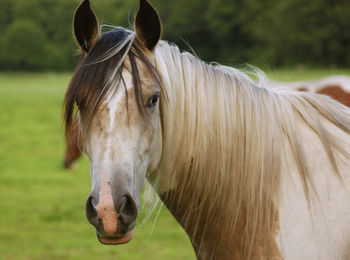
[{"xmin": 135, "ymin": 0, "xmax": 162, "ymax": 51}]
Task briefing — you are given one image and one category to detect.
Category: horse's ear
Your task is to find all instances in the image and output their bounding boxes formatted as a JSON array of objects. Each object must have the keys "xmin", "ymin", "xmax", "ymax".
[
  {"xmin": 135, "ymin": 0, "xmax": 162, "ymax": 51},
  {"xmin": 73, "ymin": 0, "xmax": 99, "ymax": 53}
]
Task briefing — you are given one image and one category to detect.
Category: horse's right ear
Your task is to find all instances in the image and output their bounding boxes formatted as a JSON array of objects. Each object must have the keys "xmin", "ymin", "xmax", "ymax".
[{"xmin": 73, "ymin": 0, "xmax": 99, "ymax": 53}]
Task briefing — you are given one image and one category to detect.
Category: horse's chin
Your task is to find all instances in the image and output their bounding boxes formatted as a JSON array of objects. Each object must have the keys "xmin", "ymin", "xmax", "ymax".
[{"xmin": 97, "ymin": 231, "xmax": 134, "ymax": 245}]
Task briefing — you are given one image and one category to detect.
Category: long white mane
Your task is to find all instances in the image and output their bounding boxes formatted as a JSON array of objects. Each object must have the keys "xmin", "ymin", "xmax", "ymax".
[{"xmin": 149, "ymin": 40, "xmax": 350, "ymax": 256}]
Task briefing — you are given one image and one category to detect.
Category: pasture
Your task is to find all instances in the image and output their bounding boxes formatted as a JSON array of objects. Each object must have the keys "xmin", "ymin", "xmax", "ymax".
[{"xmin": 0, "ymin": 70, "xmax": 349, "ymax": 259}]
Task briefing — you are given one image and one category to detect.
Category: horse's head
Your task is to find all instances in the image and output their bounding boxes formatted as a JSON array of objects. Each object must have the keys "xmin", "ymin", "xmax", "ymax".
[{"xmin": 64, "ymin": 0, "xmax": 163, "ymax": 245}]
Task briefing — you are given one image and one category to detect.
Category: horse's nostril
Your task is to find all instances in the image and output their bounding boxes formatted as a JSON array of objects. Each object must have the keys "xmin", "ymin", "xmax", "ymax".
[
  {"xmin": 86, "ymin": 193, "xmax": 137, "ymax": 235},
  {"xmin": 117, "ymin": 195, "xmax": 137, "ymax": 226},
  {"xmin": 86, "ymin": 195, "xmax": 98, "ymax": 226}
]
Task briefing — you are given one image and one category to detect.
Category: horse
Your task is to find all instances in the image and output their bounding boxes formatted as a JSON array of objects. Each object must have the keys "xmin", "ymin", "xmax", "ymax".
[
  {"xmin": 63, "ymin": 0, "xmax": 350, "ymax": 259},
  {"xmin": 269, "ymin": 76, "xmax": 350, "ymax": 107}
]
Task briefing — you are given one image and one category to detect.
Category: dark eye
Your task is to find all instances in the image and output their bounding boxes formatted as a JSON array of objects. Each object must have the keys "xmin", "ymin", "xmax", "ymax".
[{"xmin": 147, "ymin": 94, "xmax": 160, "ymax": 107}]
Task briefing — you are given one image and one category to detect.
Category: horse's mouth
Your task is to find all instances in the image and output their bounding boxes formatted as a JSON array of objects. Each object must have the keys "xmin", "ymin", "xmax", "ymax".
[{"xmin": 97, "ymin": 230, "xmax": 134, "ymax": 245}]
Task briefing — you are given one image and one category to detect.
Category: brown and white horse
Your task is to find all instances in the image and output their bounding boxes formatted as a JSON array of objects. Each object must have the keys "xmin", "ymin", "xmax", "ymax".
[
  {"xmin": 64, "ymin": 0, "xmax": 350, "ymax": 259},
  {"xmin": 269, "ymin": 76, "xmax": 350, "ymax": 107}
]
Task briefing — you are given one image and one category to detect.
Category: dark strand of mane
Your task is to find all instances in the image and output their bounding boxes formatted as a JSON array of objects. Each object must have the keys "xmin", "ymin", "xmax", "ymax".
[{"xmin": 63, "ymin": 28, "xmax": 162, "ymax": 146}]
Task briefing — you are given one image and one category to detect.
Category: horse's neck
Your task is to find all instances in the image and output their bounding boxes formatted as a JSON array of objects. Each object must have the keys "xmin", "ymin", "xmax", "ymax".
[
  {"xmin": 150, "ymin": 49, "xmax": 283, "ymax": 258},
  {"xmin": 157, "ymin": 189, "xmax": 283, "ymax": 260},
  {"xmin": 155, "ymin": 118, "xmax": 350, "ymax": 259}
]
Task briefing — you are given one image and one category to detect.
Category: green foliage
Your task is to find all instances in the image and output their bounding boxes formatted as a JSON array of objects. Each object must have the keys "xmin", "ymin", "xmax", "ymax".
[
  {"xmin": 247, "ymin": 0, "xmax": 350, "ymax": 67},
  {"xmin": 0, "ymin": 19, "xmax": 49, "ymax": 70},
  {"xmin": 0, "ymin": 0, "xmax": 13, "ymax": 33},
  {"xmin": 0, "ymin": 0, "xmax": 349, "ymax": 71}
]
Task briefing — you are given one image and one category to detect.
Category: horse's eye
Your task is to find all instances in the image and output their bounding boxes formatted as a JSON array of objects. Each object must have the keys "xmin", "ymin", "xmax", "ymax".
[{"xmin": 148, "ymin": 94, "xmax": 160, "ymax": 107}]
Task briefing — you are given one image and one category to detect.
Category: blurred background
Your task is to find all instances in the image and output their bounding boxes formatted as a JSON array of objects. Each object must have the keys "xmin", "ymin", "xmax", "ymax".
[
  {"xmin": 0, "ymin": 0, "xmax": 349, "ymax": 259},
  {"xmin": 1, "ymin": 0, "xmax": 350, "ymax": 70}
]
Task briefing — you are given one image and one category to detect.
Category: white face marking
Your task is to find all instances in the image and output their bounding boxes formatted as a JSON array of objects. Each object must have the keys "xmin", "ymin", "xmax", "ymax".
[
  {"xmin": 105, "ymin": 83, "xmax": 123, "ymax": 163},
  {"xmin": 97, "ymin": 71, "xmax": 134, "ymax": 187},
  {"xmin": 91, "ymin": 71, "xmax": 135, "ymax": 234}
]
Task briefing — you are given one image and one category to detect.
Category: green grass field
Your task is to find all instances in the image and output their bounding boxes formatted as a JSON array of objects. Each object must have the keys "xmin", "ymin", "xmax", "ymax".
[{"xmin": 0, "ymin": 69, "xmax": 350, "ymax": 259}]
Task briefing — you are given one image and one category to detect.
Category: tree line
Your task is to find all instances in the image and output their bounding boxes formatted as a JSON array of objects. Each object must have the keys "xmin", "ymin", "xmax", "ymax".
[{"xmin": 0, "ymin": 0, "xmax": 349, "ymax": 71}]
